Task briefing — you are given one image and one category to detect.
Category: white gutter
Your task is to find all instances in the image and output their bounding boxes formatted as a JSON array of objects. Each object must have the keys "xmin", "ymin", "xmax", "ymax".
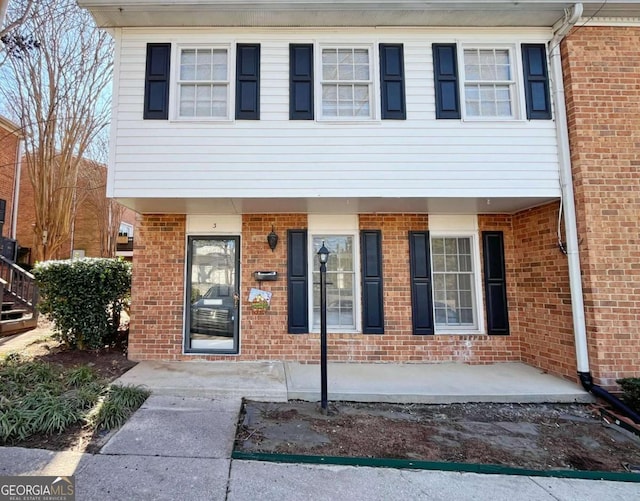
[
  {"xmin": 550, "ymin": 3, "xmax": 590, "ymax": 373},
  {"xmin": 10, "ymin": 137, "xmax": 23, "ymax": 240}
]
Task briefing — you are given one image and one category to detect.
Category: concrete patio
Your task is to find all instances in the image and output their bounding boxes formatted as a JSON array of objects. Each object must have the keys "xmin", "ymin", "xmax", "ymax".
[{"xmin": 115, "ymin": 360, "xmax": 593, "ymax": 404}]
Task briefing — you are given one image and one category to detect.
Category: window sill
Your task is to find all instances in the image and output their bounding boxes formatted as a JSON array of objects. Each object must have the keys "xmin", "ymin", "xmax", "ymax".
[
  {"xmin": 310, "ymin": 329, "xmax": 361, "ymax": 335},
  {"xmin": 315, "ymin": 118, "xmax": 381, "ymax": 125},
  {"xmin": 170, "ymin": 118, "xmax": 234, "ymax": 124},
  {"xmin": 435, "ymin": 330, "xmax": 486, "ymax": 336}
]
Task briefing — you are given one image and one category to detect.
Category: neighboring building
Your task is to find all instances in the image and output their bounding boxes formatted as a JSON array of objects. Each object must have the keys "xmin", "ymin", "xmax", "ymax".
[
  {"xmin": 0, "ymin": 115, "xmax": 23, "ymax": 260},
  {"xmin": 80, "ymin": 0, "xmax": 639, "ymax": 389},
  {"xmin": 15, "ymin": 157, "xmax": 137, "ymax": 265}
]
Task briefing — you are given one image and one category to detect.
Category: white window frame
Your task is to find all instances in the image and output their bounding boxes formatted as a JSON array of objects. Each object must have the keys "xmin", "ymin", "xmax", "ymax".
[
  {"xmin": 429, "ymin": 231, "xmax": 485, "ymax": 335},
  {"xmin": 458, "ymin": 43, "xmax": 524, "ymax": 121},
  {"xmin": 119, "ymin": 222, "xmax": 134, "ymax": 237},
  {"xmin": 173, "ymin": 44, "xmax": 233, "ymax": 121},
  {"xmin": 308, "ymin": 230, "xmax": 361, "ymax": 333},
  {"xmin": 315, "ymin": 44, "xmax": 377, "ymax": 122}
]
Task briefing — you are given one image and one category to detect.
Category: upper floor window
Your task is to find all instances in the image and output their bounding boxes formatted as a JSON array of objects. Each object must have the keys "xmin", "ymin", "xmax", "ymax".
[
  {"xmin": 434, "ymin": 42, "xmax": 550, "ymax": 121},
  {"xmin": 177, "ymin": 47, "xmax": 229, "ymax": 119},
  {"xmin": 320, "ymin": 47, "xmax": 373, "ymax": 119},
  {"xmin": 119, "ymin": 222, "xmax": 134, "ymax": 237},
  {"xmin": 462, "ymin": 48, "xmax": 515, "ymax": 119}
]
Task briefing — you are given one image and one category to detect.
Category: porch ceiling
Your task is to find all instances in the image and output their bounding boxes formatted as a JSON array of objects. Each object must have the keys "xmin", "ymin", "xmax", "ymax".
[
  {"xmin": 116, "ymin": 196, "xmax": 558, "ymax": 215},
  {"xmin": 78, "ymin": 1, "xmax": 640, "ymax": 28}
]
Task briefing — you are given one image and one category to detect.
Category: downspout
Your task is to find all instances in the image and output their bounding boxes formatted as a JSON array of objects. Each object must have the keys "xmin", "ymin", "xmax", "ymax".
[{"xmin": 551, "ymin": 3, "xmax": 640, "ymax": 423}]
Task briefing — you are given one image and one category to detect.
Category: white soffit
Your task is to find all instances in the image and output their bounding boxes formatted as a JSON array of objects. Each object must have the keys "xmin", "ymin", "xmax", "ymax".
[{"xmin": 78, "ymin": 1, "xmax": 640, "ymax": 28}]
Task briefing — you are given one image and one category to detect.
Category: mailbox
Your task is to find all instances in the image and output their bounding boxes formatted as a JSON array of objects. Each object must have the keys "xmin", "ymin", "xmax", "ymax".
[{"xmin": 254, "ymin": 271, "xmax": 278, "ymax": 282}]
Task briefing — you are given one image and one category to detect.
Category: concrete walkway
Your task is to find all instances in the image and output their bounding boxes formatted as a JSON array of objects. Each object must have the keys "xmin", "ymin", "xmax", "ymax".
[
  {"xmin": 1, "ymin": 394, "xmax": 637, "ymax": 501},
  {"xmin": 116, "ymin": 360, "xmax": 592, "ymax": 404}
]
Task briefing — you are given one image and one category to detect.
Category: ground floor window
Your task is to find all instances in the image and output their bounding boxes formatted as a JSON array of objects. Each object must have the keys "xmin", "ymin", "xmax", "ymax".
[
  {"xmin": 430, "ymin": 235, "xmax": 479, "ymax": 331},
  {"xmin": 311, "ymin": 234, "xmax": 358, "ymax": 331}
]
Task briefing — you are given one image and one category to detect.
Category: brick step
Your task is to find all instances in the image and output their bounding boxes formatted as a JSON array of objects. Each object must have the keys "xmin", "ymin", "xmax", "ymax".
[
  {"xmin": 1, "ymin": 309, "xmax": 26, "ymax": 321},
  {"xmin": 2, "ymin": 301, "xmax": 14, "ymax": 312}
]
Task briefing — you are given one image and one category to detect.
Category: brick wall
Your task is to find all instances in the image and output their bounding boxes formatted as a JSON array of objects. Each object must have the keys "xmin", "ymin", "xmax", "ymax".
[
  {"xmin": 0, "ymin": 126, "xmax": 19, "ymax": 239},
  {"xmin": 513, "ymin": 203, "xmax": 576, "ymax": 381},
  {"xmin": 129, "ymin": 213, "xmax": 523, "ymax": 364},
  {"xmin": 16, "ymin": 160, "xmax": 135, "ymax": 263},
  {"xmin": 128, "ymin": 214, "xmax": 186, "ymax": 360},
  {"xmin": 562, "ymin": 26, "xmax": 640, "ymax": 386}
]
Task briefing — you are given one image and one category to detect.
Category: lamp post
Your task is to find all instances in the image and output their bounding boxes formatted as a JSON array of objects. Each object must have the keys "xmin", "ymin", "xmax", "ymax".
[{"xmin": 317, "ymin": 241, "xmax": 330, "ymax": 413}]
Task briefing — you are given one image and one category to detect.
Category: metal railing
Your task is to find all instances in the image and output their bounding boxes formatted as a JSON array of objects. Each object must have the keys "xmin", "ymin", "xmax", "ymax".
[
  {"xmin": 116, "ymin": 236, "xmax": 134, "ymax": 252},
  {"xmin": 0, "ymin": 255, "xmax": 39, "ymax": 320}
]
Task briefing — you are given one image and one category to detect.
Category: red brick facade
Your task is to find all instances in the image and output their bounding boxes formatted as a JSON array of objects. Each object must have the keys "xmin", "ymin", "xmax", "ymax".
[
  {"xmin": 129, "ymin": 213, "xmax": 525, "ymax": 365},
  {"xmin": 0, "ymin": 117, "xmax": 21, "ymax": 240},
  {"xmin": 562, "ymin": 26, "xmax": 640, "ymax": 386}
]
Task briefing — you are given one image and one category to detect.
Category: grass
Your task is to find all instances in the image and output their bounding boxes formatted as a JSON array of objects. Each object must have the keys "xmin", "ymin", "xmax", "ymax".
[{"xmin": 0, "ymin": 354, "xmax": 150, "ymax": 444}]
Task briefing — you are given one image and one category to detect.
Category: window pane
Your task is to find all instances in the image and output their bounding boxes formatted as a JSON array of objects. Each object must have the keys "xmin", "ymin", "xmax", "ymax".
[
  {"xmin": 339, "ymin": 63, "xmax": 354, "ymax": 80},
  {"xmin": 338, "ymin": 85, "xmax": 352, "ymax": 100},
  {"xmin": 196, "ymin": 49, "xmax": 212, "ymax": 80},
  {"xmin": 212, "ymin": 50, "xmax": 227, "ymax": 80},
  {"xmin": 180, "ymin": 49, "xmax": 196, "ymax": 80}
]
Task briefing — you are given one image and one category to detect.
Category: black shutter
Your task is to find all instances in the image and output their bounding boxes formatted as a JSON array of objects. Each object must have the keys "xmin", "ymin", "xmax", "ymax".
[
  {"xmin": 483, "ymin": 231, "xmax": 510, "ymax": 335},
  {"xmin": 522, "ymin": 44, "xmax": 552, "ymax": 120},
  {"xmin": 287, "ymin": 230, "xmax": 308, "ymax": 333},
  {"xmin": 236, "ymin": 44, "xmax": 260, "ymax": 120},
  {"xmin": 433, "ymin": 43, "xmax": 460, "ymax": 119},
  {"xmin": 409, "ymin": 231, "xmax": 434, "ymax": 335},
  {"xmin": 290, "ymin": 44, "xmax": 314, "ymax": 120},
  {"xmin": 144, "ymin": 43, "xmax": 171, "ymax": 120},
  {"xmin": 361, "ymin": 230, "xmax": 384, "ymax": 334},
  {"xmin": 379, "ymin": 44, "xmax": 406, "ymax": 120}
]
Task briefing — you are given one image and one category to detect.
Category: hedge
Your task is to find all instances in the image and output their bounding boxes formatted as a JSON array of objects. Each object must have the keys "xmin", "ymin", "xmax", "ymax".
[{"xmin": 33, "ymin": 258, "xmax": 132, "ymax": 350}]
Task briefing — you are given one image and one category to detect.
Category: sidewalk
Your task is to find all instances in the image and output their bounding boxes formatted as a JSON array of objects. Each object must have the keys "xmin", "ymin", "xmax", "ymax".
[{"xmin": 1, "ymin": 394, "xmax": 638, "ymax": 500}]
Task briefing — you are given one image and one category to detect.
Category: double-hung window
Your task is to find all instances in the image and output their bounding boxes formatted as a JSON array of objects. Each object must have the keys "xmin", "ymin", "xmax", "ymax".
[
  {"xmin": 177, "ymin": 47, "xmax": 229, "ymax": 119},
  {"xmin": 430, "ymin": 235, "xmax": 479, "ymax": 331},
  {"xmin": 311, "ymin": 234, "xmax": 357, "ymax": 331},
  {"xmin": 462, "ymin": 47, "xmax": 516, "ymax": 119},
  {"xmin": 320, "ymin": 47, "xmax": 373, "ymax": 119}
]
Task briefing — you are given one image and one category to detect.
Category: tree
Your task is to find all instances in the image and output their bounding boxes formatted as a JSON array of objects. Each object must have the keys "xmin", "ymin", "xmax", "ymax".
[
  {"xmin": 77, "ymin": 154, "xmax": 127, "ymax": 258},
  {"xmin": 1, "ymin": 0, "xmax": 112, "ymax": 261},
  {"xmin": 0, "ymin": 0, "xmax": 35, "ymax": 39}
]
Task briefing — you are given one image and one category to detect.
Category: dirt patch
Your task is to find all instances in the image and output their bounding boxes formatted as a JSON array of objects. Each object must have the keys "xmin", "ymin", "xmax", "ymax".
[{"xmin": 236, "ymin": 400, "xmax": 640, "ymax": 473}]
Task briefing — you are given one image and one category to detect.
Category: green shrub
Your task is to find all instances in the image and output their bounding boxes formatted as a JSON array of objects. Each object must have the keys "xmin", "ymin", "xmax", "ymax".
[
  {"xmin": 33, "ymin": 258, "xmax": 132, "ymax": 350},
  {"xmin": 617, "ymin": 377, "xmax": 640, "ymax": 412}
]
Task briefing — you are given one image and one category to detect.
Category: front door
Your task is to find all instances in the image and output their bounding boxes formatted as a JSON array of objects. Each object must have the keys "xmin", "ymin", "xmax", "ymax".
[{"xmin": 185, "ymin": 236, "xmax": 240, "ymax": 354}]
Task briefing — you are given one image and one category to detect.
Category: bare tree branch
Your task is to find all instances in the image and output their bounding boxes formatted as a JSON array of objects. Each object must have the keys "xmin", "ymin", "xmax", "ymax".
[
  {"xmin": 0, "ymin": 0, "xmax": 34, "ymax": 39},
  {"xmin": 1, "ymin": 0, "xmax": 113, "ymax": 261}
]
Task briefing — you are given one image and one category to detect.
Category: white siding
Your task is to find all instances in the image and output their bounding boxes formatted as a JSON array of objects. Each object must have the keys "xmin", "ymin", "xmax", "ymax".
[{"xmin": 111, "ymin": 28, "xmax": 561, "ymax": 201}]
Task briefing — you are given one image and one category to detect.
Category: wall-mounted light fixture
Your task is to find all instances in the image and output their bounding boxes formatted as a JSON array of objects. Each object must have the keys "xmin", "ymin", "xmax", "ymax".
[{"xmin": 267, "ymin": 225, "xmax": 278, "ymax": 252}]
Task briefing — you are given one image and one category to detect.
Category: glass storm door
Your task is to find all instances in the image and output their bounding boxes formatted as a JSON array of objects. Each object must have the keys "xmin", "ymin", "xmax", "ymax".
[{"xmin": 186, "ymin": 236, "xmax": 240, "ymax": 354}]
